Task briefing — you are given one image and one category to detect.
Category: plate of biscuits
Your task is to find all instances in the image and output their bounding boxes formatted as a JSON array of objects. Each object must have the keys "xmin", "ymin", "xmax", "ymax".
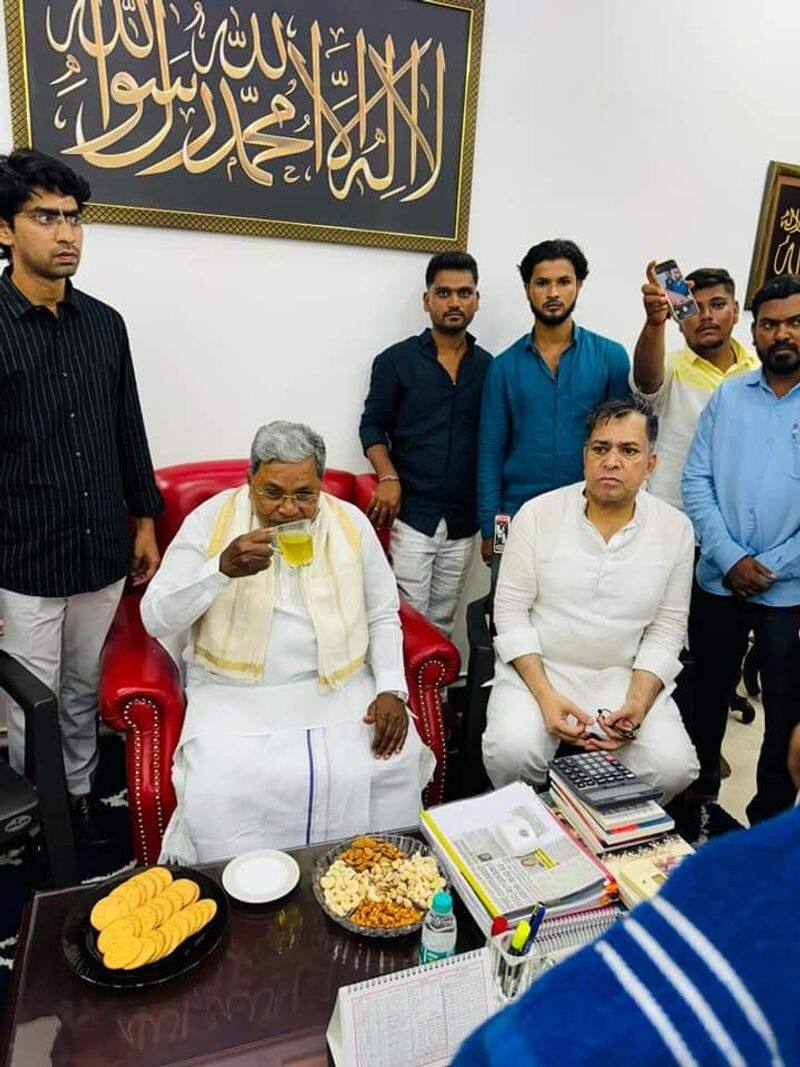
[
  {"xmin": 312, "ymin": 834, "xmax": 447, "ymax": 938},
  {"xmin": 61, "ymin": 865, "xmax": 228, "ymax": 988}
]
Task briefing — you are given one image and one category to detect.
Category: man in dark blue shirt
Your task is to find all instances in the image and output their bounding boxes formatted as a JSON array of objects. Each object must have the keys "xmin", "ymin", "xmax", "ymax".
[
  {"xmin": 359, "ymin": 252, "xmax": 491, "ymax": 635},
  {"xmin": 477, "ymin": 239, "xmax": 630, "ymax": 561}
]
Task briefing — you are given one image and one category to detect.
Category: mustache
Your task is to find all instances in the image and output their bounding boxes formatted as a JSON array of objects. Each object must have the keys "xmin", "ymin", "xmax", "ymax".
[{"xmin": 767, "ymin": 341, "xmax": 800, "ymax": 355}]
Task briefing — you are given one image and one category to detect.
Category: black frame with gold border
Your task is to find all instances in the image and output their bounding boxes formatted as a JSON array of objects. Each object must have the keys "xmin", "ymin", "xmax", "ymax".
[
  {"xmin": 746, "ymin": 160, "xmax": 800, "ymax": 309},
  {"xmin": 3, "ymin": 0, "xmax": 484, "ymax": 252}
]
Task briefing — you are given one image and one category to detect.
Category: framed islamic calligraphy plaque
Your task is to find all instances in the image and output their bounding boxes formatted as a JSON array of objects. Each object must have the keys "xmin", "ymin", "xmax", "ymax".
[
  {"xmin": 3, "ymin": 0, "xmax": 484, "ymax": 252},
  {"xmin": 746, "ymin": 160, "xmax": 800, "ymax": 308}
]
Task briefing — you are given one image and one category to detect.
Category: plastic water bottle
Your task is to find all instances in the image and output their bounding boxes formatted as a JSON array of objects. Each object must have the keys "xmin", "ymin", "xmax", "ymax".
[{"xmin": 419, "ymin": 891, "xmax": 457, "ymax": 963}]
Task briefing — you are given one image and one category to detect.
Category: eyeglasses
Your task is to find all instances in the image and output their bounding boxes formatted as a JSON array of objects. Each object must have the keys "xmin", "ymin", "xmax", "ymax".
[
  {"xmin": 597, "ymin": 709, "xmax": 639, "ymax": 741},
  {"xmin": 18, "ymin": 209, "xmax": 85, "ymax": 229},
  {"xmin": 252, "ymin": 487, "xmax": 319, "ymax": 506}
]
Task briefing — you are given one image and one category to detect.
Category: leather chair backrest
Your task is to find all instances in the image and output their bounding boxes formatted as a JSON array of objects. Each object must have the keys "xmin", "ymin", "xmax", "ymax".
[{"xmin": 153, "ymin": 460, "xmax": 356, "ymax": 551}]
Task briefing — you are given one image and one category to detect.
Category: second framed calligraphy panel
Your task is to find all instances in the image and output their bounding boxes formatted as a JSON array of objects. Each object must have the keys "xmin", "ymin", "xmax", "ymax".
[
  {"xmin": 4, "ymin": 0, "xmax": 484, "ymax": 251},
  {"xmin": 746, "ymin": 161, "xmax": 800, "ymax": 308}
]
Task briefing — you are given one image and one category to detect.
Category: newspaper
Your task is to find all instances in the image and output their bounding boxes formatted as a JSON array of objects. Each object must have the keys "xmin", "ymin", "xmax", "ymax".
[{"xmin": 423, "ymin": 783, "xmax": 605, "ymax": 914}]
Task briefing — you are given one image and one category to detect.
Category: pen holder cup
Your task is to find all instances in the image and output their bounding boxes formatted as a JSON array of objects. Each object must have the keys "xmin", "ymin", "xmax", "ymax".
[{"xmin": 487, "ymin": 930, "xmax": 555, "ymax": 1004}]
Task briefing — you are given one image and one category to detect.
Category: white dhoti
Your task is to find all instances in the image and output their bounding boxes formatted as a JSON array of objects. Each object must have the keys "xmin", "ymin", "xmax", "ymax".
[
  {"xmin": 483, "ymin": 660, "xmax": 699, "ymax": 804},
  {"xmin": 160, "ymin": 667, "xmax": 434, "ymax": 863}
]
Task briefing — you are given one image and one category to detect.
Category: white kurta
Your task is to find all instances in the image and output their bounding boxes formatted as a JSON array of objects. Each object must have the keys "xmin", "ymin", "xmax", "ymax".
[
  {"xmin": 140, "ymin": 491, "xmax": 434, "ymax": 863},
  {"xmin": 483, "ymin": 482, "xmax": 700, "ymax": 802}
]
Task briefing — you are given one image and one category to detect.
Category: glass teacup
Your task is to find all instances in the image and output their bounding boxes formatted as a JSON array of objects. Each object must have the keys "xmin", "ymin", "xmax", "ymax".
[{"xmin": 274, "ymin": 520, "xmax": 314, "ymax": 568}]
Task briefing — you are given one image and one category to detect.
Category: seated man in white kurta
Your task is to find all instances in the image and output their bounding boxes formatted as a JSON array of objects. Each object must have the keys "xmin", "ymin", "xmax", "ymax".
[
  {"xmin": 483, "ymin": 397, "xmax": 699, "ymax": 803},
  {"xmin": 141, "ymin": 421, "xmax": 434, "ymax": 863}
]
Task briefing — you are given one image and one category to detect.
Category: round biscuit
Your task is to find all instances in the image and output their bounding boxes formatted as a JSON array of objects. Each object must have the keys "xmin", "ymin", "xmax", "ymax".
[
  {"xmin": 102, "ymin": 936, "xmax": 143, "ymax": 970},
  {"xmin": 183, "ymin": 903, "xmax": 204, "ymax": 935},
  {"xmin": 145, "ymin": 928, "xmax": 166, "ymax": 960},
  {"xmin": 110, "ymin": 879, "xmax": 145, "ymax": 908},
  {"xmin": 162, "ymin": 886, "xmax": 185, "ymax": 912},
  {"xmin": 172, "ymin": 878, "xmax": 200, "ymax": 907},
  {"xmin": 169, "ymin": 910, "xmax": 192, "ymax": 941},
  {"xmin": 159, "ymin": 924, "xmax": 181, "ymax": 957},
  {"xmin": 198, "ymin": 899, "xmax": 218, "ymax": 926},
  {"xmin": 123, "ymin": 938, "xmax": 156, "ymax": 970},
  {"xmin": 127, "ymin": 872, "xmax": 156, "ymax": 903},
  {"xmin": 148, "ymin": 866, "xmax": 173, "ymax": 890},
  {"xmin": 96, "ymin": 916, "xmax": 138, "ymax": 954},
  {"xmin": 132, "ymin": 903, "xmax": 158, "ymax": 932},
  {"xmin": 153, "ymin": 891, "xmax": 176, "ymax": 922},
  {"xmin": 150, "ymin": 897, "xmax": 169, "ymax": 926},
  {"xmin": 144, "ymin": 870, "xmax": 168, "ymax": 900},
  {"xmin": 90, "ymin": 895, "xmax": 130, "ymax": 931}
]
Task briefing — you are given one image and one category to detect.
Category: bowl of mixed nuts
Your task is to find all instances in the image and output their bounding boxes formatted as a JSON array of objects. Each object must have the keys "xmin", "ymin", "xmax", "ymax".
[{"xmin": 312, "ymin": 833, "xmax": 448, "ymax": 937}]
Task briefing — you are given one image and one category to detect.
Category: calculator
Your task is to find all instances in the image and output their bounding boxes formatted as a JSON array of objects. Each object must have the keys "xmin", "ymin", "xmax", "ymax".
[{"xmin": 548, "ymin": 752, "xmax": 661, "ymax": 811}]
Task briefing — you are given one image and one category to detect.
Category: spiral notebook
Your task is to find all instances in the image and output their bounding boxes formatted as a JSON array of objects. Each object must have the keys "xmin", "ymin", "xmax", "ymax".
[
  {"xmin": 327, "ymin": 911, "xmax": 621, "ymax": 1066},
  {"xmin": 534, "ymin": 904, "xmax": 621, "ymax": 961}
]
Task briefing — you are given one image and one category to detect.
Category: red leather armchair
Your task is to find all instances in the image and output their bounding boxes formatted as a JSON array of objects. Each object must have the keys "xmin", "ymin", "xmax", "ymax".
[{"xmin": 99, "ymin": 461, "xmax": 460, "ymax": 864}]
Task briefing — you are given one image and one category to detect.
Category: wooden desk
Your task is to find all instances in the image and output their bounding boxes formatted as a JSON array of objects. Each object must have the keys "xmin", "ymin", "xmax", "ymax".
[{"xmin": 1, "ymin": 838, "xmax": 482, "ymax": 1066}]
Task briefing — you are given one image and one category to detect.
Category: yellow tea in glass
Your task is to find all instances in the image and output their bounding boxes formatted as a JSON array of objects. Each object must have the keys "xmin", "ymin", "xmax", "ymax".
[{"xmin": 275, "ymin": 520, "xmax": 314, "ymax": 567}]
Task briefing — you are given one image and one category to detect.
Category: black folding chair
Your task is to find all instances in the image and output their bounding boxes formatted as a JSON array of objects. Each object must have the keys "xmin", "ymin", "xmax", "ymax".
[{"xmin": 0, "ymin": 650, "xmax": 78, "ymax": 887}]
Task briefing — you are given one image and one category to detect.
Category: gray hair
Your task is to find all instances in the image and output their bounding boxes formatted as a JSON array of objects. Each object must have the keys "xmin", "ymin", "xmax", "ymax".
[{"xmin": 249, "ymin": 420, "xmax": 327, "ymax": 477}]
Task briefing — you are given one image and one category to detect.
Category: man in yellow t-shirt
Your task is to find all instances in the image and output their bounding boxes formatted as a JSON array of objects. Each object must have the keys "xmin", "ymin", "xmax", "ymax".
[{"xmin": 631, "ymin": 264, "xmax": 759, "ymax": 512}]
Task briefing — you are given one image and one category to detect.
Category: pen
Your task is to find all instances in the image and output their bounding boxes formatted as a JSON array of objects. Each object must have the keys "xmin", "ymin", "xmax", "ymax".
[{"xmin": 528, "ymin": 903, "xmax": 547, "ymax": 942}]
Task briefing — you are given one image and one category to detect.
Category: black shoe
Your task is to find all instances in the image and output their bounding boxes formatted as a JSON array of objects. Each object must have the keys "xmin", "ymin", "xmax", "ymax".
[{"xmin": 71, "ymin": 795, "xmax": 115, "ymax": 845}]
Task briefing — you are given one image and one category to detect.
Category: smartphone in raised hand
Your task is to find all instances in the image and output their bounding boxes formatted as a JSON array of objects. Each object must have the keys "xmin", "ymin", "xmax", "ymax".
[{"xmin": 654, "ymin": 259, "xmax": 699, "ymax": 323}]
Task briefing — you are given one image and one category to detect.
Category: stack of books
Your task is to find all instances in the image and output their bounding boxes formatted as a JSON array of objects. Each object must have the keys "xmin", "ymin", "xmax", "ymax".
[
  {"xmin": 549, "ymin": 764, "xmax": 675, "ymax": 854},
  {"xmin": 419, "ymin": 782, "xmax": 618, "ymax": 936}
]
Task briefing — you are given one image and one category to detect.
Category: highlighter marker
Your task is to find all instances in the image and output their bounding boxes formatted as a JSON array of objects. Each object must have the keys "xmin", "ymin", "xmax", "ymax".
[{"xmin": 508, "ymin": 919, "xmax": 531, "ymax": 957}]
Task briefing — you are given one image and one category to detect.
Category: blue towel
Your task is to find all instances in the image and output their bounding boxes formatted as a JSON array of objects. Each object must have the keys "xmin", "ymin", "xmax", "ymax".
[{"xmin": 453, "ymin": 807, "xmax": 800, "ymax": 1066}]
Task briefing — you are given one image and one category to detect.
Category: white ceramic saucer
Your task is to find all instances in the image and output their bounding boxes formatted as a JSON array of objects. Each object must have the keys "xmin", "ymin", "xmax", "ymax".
[{"xmin": 222, "ymin": 849, "xmax": 301, "ymax": 904}]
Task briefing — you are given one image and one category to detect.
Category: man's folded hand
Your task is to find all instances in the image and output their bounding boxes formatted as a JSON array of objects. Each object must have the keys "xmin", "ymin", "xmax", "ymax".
[{"xmin": 724, "ymin": 556, "xmax": 776, "ymax": 598}]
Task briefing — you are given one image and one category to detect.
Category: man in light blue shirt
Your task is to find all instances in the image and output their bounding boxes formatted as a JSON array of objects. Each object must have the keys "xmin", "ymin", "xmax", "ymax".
[
  {"xmin": 477, "ymin": 239, "xmax": 629, "ymax": 562},
  {"xmin": 682, "ymin": 273, "xmax": 800, "ymax": 822}
]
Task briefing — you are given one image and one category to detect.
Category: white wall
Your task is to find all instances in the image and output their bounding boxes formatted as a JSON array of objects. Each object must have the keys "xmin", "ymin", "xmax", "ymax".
[{"xmin": 2, "ymin": 1, "xmax": 799, "ymax": 654}]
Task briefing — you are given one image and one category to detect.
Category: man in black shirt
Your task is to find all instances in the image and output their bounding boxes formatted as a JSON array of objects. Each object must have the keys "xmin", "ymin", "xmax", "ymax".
[
  {"xmin": 0, "ymin": 149, "xmax": 162, "ymax": 842},
  {"xmin": 359, "ymin": 252, "xmax": 491, "ymax": 635}
]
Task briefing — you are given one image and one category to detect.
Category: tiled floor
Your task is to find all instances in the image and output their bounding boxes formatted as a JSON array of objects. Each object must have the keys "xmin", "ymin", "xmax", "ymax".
[{"xmin": 717, "ymin": 686, "xmax": 765, "ymax": 826}]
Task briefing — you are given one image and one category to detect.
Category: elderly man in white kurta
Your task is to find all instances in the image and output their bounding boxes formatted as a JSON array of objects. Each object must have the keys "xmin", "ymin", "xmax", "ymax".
[
  {"xmin": 141, "ymin": 421, "xmax": 434, "ymax": 864},
  {"xmin": 483, "ymin": 398, "xmax": 699, "ymax": 803}
]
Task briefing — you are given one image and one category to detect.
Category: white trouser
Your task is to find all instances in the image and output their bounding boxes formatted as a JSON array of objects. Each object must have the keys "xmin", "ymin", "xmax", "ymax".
[
  {"xmin": 483, "ymin": 664, "xmax": 699, "ymax": 804},
  {"xmin": 0, "ymin": 579, "xmax": 125, "ymax": 795},
  {"xmin": 390, "ymin": 518, "xmax": 474, "ymax": 636}
]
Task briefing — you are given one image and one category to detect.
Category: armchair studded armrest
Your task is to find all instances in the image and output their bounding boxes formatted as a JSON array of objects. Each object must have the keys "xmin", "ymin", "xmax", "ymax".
[
  {"xmin": 400, "ymin": 601, "xmax": 460, "ymax": 805},
  {"xmin": 99, "ymin": 593, "xmax": 185, "ymax": 864}
]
